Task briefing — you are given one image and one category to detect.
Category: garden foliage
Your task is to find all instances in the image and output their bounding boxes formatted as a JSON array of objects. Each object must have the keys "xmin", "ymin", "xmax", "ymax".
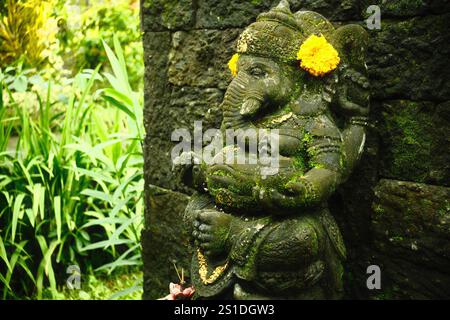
[{"xmin": 0, "ymin": 36, "xmax": 144, "ymax": 299}]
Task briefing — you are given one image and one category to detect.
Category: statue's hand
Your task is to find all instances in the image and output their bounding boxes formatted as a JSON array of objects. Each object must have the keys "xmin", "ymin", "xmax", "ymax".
[
  {"xmin": 337, "ymin": 68, "xmax": 370, "ymax": 117},
  {"xmin": 252, "ymin": 183, "xmax": 307, "ymax": 211},
  {"xmin": 172, "ymin": 151, "xmax": 203, "ymax": 189},
  {"xmin": 192, "ymin": 209, "xmax": 235, "ymax": 258},
  {"xmin": 284, "ymin": 180, "xmax": 308, "ymax": 196}
]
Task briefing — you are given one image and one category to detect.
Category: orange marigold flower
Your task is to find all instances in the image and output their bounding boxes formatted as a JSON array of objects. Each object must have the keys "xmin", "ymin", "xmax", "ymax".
[{"xmin": 297, "ymin": 34, "xmax": 340, "ymax": 77}]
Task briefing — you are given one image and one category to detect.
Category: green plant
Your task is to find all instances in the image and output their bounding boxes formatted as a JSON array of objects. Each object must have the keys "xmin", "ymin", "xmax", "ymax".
[
  {"xmin": 77, "ymin": 37, "xmax": 144, "ymax": 275},
  {"xmin": 0, "ymin": 36, "xmax": 143, "ymax": 299},
  {"xmin": 0, "ymin": 67, "xmax": 99, "ymax": 299},
  {"xmin": 0, "ymin": 0, "xmax": 59, "ymax": 68},
  {"xmin": 61, "ymin": 0, "xmax": 143, "ymax": 90},
  {"xmin": 47, "ymin": 270, "xmax": 143, "ymax": 300}
]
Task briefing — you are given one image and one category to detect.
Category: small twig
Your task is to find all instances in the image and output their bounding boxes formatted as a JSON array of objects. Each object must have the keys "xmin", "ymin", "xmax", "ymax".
[{"xmin": 173, "ymin": 262, "xmax": 186, "ymax": 285}]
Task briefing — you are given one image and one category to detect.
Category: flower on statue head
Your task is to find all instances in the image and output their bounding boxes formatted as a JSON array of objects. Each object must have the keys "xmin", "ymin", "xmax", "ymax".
[
  {"xmin": 296, "ymin": 34, "xmax": 340, "ymax": 77},
  {"xmin": 228, "ymin": 53, "xmax": 240, "ymax": 77}
]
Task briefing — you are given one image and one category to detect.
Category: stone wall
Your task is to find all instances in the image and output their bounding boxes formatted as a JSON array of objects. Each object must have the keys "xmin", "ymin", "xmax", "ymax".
[{"xmin": 141, "ymin": 0, "xmax": 450, "ymax": 299}]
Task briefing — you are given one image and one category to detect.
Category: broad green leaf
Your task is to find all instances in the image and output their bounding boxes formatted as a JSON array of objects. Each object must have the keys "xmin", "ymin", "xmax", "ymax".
[
  {"xmin": 0, "ymin": 79, "xmax": 3, "ymax": 109},
  {"xmin": 110, "ymin": 215, "xmax": 141, "ymax": 241},
  {"xmin": 17, "ymin": 160, "xmax": 32, "ymax": 186},
  {"xmin": 0, "ymin": 175, "xmax": 12, "ymax": 190},
  {"xmin": 103, "ymin": 72, "xmax": 122, "ymax": 93},
  {"xmin": 112, "ymin": 172, "xmax": 141, "ymax": 201},
  {"xmin": 77, "ymin": 65, "xmax": 101, "ymax": 119}
]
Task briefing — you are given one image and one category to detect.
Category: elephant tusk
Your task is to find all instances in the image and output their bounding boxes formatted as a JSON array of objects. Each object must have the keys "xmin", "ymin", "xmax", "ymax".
[{"xmin": 240, "ymin": 97, "xmax": 262, "ymax": 117}]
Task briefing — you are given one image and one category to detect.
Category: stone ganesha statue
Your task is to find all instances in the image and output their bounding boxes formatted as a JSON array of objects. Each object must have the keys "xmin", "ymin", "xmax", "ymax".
[{"xmin": 173, "ymin": 0, "xmax": 370, "ymax": 299}]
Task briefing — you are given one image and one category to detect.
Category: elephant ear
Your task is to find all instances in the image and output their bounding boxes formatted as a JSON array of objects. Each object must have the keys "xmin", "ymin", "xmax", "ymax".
[{"xmin": 331, "ymin": 24, "xmax": 370, "ymax": 118}]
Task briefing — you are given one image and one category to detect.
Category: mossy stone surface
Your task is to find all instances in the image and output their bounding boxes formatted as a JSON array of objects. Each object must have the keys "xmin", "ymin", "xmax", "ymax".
[
  {"xmin": 141, "ymin": 0, "xmax": 194, "ymax": 31},
  {"xmin": 370, "ymin": 179, "xmax": 450, "ymax": 299},
  {"xmin": 378, "ymin": 100, "xmax": 450, "ymax": 186},
  {"xmin": 142, "ymin": 186, "xmax": 191, "ymax": 299}
]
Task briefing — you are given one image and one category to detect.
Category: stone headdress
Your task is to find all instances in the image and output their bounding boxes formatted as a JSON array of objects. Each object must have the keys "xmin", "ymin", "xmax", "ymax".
[
  {"xmin": 236, "ymin": 0, "xmax": 369, "ymax": 77},
  {"xmin": 234, "ymin": 0, "xmax": 370, "ymax": 119}
]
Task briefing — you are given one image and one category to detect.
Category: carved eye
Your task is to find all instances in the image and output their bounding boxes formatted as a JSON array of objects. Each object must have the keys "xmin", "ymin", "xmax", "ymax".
[{"xmin": 249, "ymin": 67, "xmax": 266, "ymax": 77}]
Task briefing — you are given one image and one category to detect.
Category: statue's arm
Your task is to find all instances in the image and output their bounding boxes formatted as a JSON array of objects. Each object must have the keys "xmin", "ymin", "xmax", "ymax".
[
  {"xmin": 286, "ymin": 113, "xmax": 369, "ymax": 206},
  {"xmin": 284, "ymin": 117, "xmax": 344, "ymax": 207},
  {"xmin": 256, "ymin": 114, "xmax": 366, "ymax": 211}
]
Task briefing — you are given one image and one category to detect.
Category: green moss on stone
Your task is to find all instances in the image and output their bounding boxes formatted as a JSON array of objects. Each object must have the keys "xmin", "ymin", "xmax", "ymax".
[{"xmin": 381, "ymin": 101, "xmax": 436, "ymax": 182}]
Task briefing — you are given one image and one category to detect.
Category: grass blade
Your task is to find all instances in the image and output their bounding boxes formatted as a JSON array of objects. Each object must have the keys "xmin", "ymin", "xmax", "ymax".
[
  {"xmin": 0, "ymin": 235, "xmax": 11, "ymax": 273},
  {"xmin": 11, "ymin": 194, "xmax": 25, "ymax": 242},
  {"xmin": 54, "ymin": 196, "xmax": 61, "ymax": 242}
]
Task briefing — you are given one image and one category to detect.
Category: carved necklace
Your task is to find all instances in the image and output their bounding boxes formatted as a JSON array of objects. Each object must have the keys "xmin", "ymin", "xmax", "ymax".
[{"xmin": 197, "ymin": 249, "xmax": 229, "ymax": 285}]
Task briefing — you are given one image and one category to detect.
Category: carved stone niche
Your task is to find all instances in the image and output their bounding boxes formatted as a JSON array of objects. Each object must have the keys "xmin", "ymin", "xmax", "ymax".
[{"xmin": 172, "ymin": 0, "xmax": 370, "ymax": 299}]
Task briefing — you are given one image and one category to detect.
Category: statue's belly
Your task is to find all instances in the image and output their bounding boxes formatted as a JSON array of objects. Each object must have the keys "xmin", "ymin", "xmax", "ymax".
[{"xmin": 204, "ymin": 145, "xmax": 303, "ymax": 211}]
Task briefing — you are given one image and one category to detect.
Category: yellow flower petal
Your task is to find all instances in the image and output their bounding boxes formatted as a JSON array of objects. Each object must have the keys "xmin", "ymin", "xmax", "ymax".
[
  {"xmin": 297, "ymin": 34, "xmax": 340, "ymax": 77},
  {"xmin": 228, "ymin": 53, "xmax": 239, "ymax": 77}
]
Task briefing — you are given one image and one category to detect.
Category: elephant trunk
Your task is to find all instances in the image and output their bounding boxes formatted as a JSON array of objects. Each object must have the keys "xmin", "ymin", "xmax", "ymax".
[{"xmin": 221, "ymin": 75, "xmax": 263, "ymax": 129}]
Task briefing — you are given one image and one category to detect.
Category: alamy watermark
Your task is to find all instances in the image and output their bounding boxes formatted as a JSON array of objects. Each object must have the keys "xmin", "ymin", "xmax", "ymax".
[
  {"xmin": 171, "ymin": 121, "xmax": 281, "ymax": 177},
  {"xmin": 366, "ymin": 5, "xmax": 381, "ymax": 30},
  {"xmin": 66, "ymin": 264, "xmax": 81, "ymax": 290},
  {"xmin": 366, "ymin": 265, "xmax": 381, "ymax": 290}
]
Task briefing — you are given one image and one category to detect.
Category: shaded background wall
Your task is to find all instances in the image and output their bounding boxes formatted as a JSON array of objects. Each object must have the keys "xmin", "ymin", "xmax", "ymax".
[{"xmin": 141, "ymin": 0, "xmax": 450, "ymax": 299}]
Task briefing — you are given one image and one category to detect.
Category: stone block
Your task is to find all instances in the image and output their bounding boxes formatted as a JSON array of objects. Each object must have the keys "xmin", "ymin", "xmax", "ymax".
[
  {"xmin": 141, "ymin": 0, "xmax": 194, "ymax": 31},
  {"xmin": 168, "ymin": 29, "xmax": 241, "ymax": 90},
  {"xmin": 370, "ymin": 179, "xmax": 450, "ymax": 299},
  {"xmin": 377, "ymin": 100, "xmax": 450, "ymax": 186},
  {"xmin": 142, "ymin": 186, "xmax": 191, "ymax": 299},
  {"xmin": 367, "ymin": 14, "xmax": 450, "ymax": 101}
]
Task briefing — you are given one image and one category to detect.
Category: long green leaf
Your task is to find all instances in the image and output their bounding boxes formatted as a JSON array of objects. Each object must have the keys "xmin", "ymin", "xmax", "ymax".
[
  {"xmin": 102, "ymin": 39, "xmax": 129, "ymax": 93},
  {"xmin": 96, "ymin": 243, "xmax": 141, "ymax": 274},
  {"xmin": 24, "ymin": 208, "xmax": 35, "ymax": 228},
  {"xmin": 113, "ymin": 34, "xmax": 129, "ymax": 88},
  {"xmin": 80, "ymin": 239, "xmax": 133, "ymax": 252},
  {"xmin": 54, "ymin": 196, "xmax": 61, "ymax": 241},
  {"xmin": 39, "ymin": 184, "xmax": 46, "ymax": 220},
  {"xmin": 81, "ymin": 189, "xmax": 113, "ymax": 204},
  {"xmin": 11, "ymin": 194, "xmax": 25, "ymax": 242},
  {"xmin": 103, "ymin": 95, "xmax": 135, "ymax": 120},
  {"xmin": 0, "ymin": 236, "xmax": 11, "ymax": 272},
  {"xmin": 36, "ymin": 240, "xmax": 59, "ymax": 299},
  {"xmin": 31, "ymin": 183, "xmax": 42, "ymax": 223},
  {"xmin": 82, "ymin": 217, "xmax": 128, "ymax": 229},
  {"xmin": 2, "ymin": 240, "xmax": 28, "ymax": 299}
]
